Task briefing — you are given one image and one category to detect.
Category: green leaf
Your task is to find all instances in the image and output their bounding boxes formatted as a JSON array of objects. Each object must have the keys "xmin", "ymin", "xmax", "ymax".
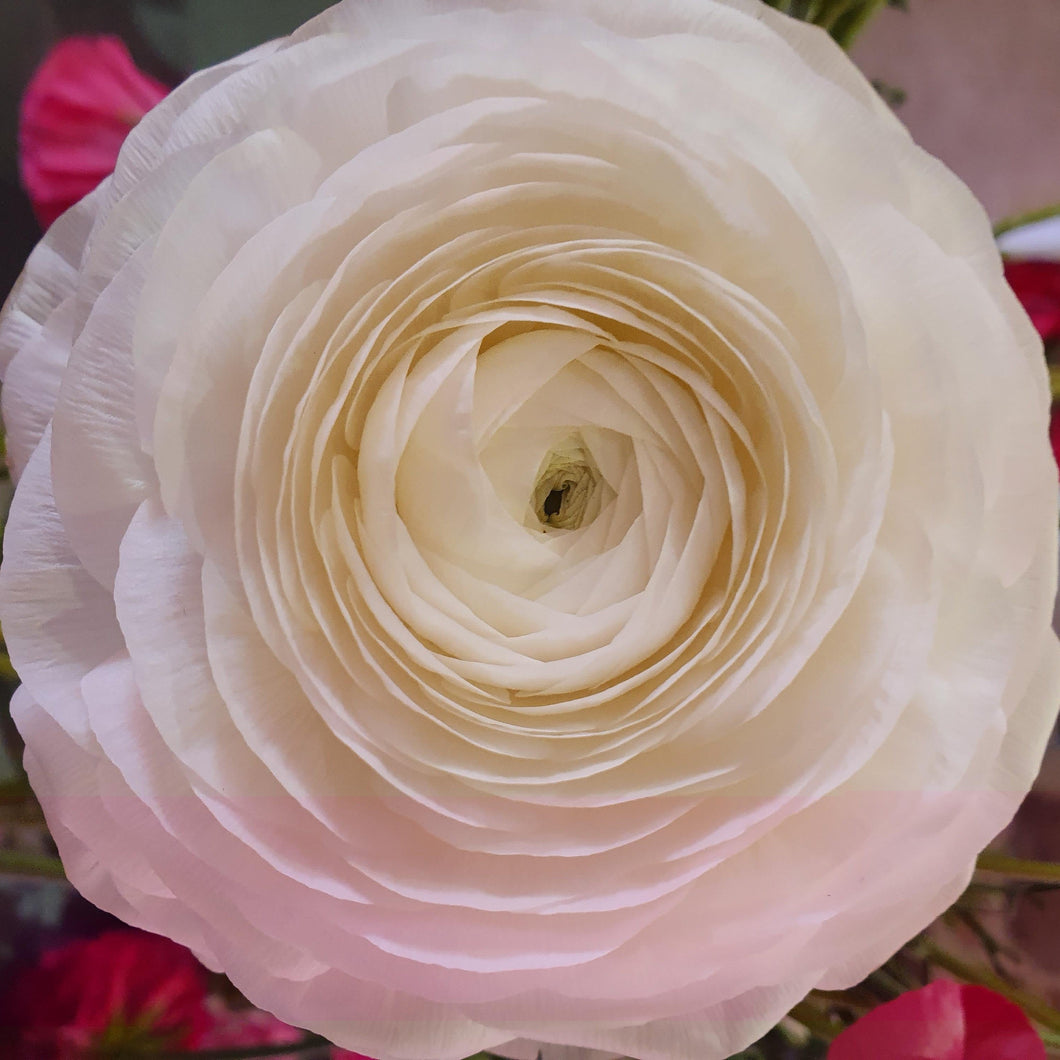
[
  {"xmin": 828, "ymin": 0, "xmax": 891, "ymax": 48},
  {"xmin": 976, "ymin": 850, "xmax": 1060, "ymax": 884},
  {"xmin": 0, "ymin": 849, "xmax": 66, "ymax": 879},
  {"xmin": 756, "ymin": 0, "xmax": 894, "ymax": 50}
]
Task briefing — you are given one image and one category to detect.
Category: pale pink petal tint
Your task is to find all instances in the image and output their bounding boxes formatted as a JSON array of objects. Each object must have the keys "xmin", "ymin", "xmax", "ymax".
[
  {"xmin": 827, "ymin": 981, "xmax": 1045, "ymax": 1060},
  {"xmin": 19, "ymin": 35, "xmax": 169, "ymax": 229}
]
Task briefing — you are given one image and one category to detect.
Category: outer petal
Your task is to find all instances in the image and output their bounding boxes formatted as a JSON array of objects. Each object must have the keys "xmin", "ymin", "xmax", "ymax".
[{"xmin": 0, "ymin": 189, "xmax": 102, "ymax": 479}]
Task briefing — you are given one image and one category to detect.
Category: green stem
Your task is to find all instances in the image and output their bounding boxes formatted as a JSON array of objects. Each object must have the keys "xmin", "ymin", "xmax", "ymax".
[
  {"xmin": 864, "ymin": 966, "xmax": 909, "ymax": 1000},
  {"xmin": 815, "ymin": 0, "xmax": 862, "ymax": 31},
  {"xmin": 920, "ymin": 938, "xmax": 1060, "ymax": 1036},
  {"xmin": 1049, "ymin": 365, "xmax": 1060, "ymax": 403},
  {"xmin": 0, "ymin": 849, "xmax": 66, "ymax": 879},
  {"xmin": 787, "ymin": 999, "xmax": 840, "ymax": 1042},
  {"xmin": 976, "ymin": 851, "xmax": 1060, "ymax": 884},
  {"xmin": 830, "ymin": 0, "xmax": 889, "ymax": 48},
  {"xmin": 0, "ymin": 774, "xmax": 34, "ymax": 803},
  {"xmin": 994, "ymin": 202, "xmax": 1060, "ymax": 239}
]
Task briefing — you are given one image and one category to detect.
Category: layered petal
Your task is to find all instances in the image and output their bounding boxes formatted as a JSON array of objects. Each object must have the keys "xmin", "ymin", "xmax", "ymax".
[{"xmin": 1, "ymin": 2, "xmax": 1057, "ymax": 1059}]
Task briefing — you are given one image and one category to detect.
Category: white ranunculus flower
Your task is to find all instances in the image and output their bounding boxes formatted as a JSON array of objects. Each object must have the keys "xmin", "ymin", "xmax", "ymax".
[{"xmin": 1, "ymin": 1, "xmax": 1058, "ymax": 1057}]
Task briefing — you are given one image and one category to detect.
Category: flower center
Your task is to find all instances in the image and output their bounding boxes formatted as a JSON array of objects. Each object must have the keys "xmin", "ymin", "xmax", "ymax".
[{"xmin": 531, "ymin": 439, "xmax": 602, "ymax": 531}]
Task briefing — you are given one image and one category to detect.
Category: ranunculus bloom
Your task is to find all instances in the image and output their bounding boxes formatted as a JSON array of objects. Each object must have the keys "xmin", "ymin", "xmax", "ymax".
[
  {"xmin": 1, "ymin": 1, "xmax": 1058, "ymax": 1058},
  {"xmin": 19, "ymin": 35, "xmax": 169, "ymax": 230},
  {"xmin": 827, "ymin": 980, "xmax": 1046, "ymax": 1060},
  {"xmin": 1, "ymin": 929, "xmax": 210, "ymax": 1057}
]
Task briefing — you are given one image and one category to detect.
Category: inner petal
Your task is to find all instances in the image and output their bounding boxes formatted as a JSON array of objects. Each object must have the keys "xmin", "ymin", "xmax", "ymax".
[{"xmin": 529, "ymin": 435, "xmax": 608, "ymax": 532}]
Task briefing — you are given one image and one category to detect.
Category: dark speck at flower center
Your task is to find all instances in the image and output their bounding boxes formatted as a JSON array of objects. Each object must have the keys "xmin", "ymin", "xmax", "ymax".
[
  {"xmin": 542, "ymin": 485, "xmax": 569, "ymax": 520},
  {"xmin": 531, "ymin": 439, "xmax": 603, "ymax": 531}
]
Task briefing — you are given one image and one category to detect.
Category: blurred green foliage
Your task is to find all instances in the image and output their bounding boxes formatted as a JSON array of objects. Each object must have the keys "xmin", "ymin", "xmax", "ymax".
[
  {"xmin": 760, "ymin": 0, "xmax": 907, "ymax": 49},
  {"xmin": 135, "ymin": 0, "xmax": 334, "ymax": 72}
]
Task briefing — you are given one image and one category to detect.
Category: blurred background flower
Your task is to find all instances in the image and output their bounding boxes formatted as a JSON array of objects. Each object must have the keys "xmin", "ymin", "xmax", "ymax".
[
  {"xmin": 1004, "ymin": 258, "xmax": 1060, "ymax": 477},
  {"xmin": 197, "ymin": 998, "xmax": 307, "ymax": 1057},
  {"xmin": 1004, "ymin": 261, "xmax": 1060, "ymax": 347},
  {"xmin": 0, "ymin": 929, "xmax": 211, "ymax": 1057},
  {"xmin": 18, "ymin": 35, "xmax": 169, "ymax": 229},
  {"xmin": 826, "ymin": 980, "xmax": 1046, "ymax": 1060},
  {"xmin": 0, "ymin": 917, "xmax": 345, "ymax": 1058}
]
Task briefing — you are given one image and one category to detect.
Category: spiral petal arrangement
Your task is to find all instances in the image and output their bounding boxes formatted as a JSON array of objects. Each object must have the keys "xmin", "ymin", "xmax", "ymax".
[{"xmin": 1, "ymin": 2, "xmax": 1058, "ymax": 1058}]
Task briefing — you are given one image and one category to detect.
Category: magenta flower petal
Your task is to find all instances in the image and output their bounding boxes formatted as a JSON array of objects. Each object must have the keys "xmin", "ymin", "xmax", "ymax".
[
  {"xmin": 1, "ymin": 929, "xmax": 211, "ymax": 1056},
  {"xmin": 828, "ymin": 981, "xmax": 1045, "ymax": 1060},
  {"xmin": 1005, "ymin": 260, "xmax": 1060, "ymax": 345},
  {"xmin": 19, "ymin": 35, "xmax": 169, "ymax": 229}
]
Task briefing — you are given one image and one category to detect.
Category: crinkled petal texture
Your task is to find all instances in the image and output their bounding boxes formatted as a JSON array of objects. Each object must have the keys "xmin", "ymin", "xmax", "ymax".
[{"xmin": 1, "ymin": 2, "xmax": 1058, "ymax": 1058}]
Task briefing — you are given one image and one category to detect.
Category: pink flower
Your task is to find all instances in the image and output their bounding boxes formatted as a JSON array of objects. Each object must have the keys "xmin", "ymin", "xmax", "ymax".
[
  {"xmin": 19, "ymin": 35, "xmax": 169, "ymax": 229},
  {"xmin": 1004, "ymin": 260, "xmax": 1060, "ymax": 476},
  {"xmin": 1005, "ymin": 260, "xmax": 1060, "ymax": 346},
  {"xmin": 199, "ymin": 1002, "xmax": 376, "ymax": 1059},
  {"xmin": 0, "ymin": 929, "xmax": 211, "ymax": 1058},
  {"xmin": 198, "ymin": 999, "xmax": 307, "ymax": 1055},
  {"xmin": 827, "ymin": 980, "xmax": 1045, "ymax": 1060}
]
